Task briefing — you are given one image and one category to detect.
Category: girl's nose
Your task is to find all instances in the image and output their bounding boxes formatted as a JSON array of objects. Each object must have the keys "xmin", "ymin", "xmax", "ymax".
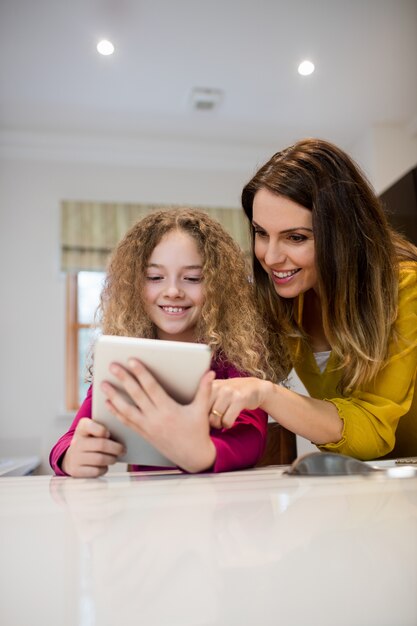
[{"xmin": 164, "ymin": 284, "xmax": 184, "ymax": 298}]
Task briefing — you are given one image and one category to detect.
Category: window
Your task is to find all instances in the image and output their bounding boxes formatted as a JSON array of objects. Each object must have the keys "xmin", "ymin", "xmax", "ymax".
[
  {"xmin": 66, "ymin": 271, "xmax": 105, "ymax": 410},
  {"xmin": 62, "ymin": 200, "xmax": 250, "ymax": 410}
]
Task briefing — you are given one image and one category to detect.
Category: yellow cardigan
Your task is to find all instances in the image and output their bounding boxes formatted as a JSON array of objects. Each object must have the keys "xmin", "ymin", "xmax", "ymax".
[{"xmin": 291, "ymin": 262, "xmax": 417, "ymax": 460}]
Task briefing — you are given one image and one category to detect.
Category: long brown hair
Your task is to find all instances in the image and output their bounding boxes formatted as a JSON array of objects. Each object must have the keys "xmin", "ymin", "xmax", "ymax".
[
  {"xmin": 242, "ymin": 138, "xmax": 417, "ymax": 391},
  {"xmin": 93, "ymin": 208, "xmax": 282, "ymax": 382}
]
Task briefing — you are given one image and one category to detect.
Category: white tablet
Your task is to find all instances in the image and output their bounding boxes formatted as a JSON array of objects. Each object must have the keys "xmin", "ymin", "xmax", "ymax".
[{"xmin": 92, "ymin": 335, "xmax": 212, "ymax": 466}]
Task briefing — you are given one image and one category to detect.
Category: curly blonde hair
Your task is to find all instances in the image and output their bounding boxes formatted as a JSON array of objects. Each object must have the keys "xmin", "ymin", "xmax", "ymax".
[{"xmin": 92, "ymin": 208, "xmax": 283, "ymax": 382}]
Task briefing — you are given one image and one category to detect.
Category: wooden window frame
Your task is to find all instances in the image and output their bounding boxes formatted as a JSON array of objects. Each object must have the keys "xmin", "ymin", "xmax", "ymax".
[{"xmin": 65, "ymin": 274, "xmax": 94, "ymax": 411}]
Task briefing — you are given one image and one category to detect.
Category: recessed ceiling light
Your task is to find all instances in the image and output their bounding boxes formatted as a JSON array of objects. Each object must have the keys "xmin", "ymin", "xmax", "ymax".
[
  {"xmin": 97, "ymin": 40, "xmax": 115, "ymax": 56},
  {"xmin": 298, "ymin": 60, "xmax": 315, "ymax": 76}
]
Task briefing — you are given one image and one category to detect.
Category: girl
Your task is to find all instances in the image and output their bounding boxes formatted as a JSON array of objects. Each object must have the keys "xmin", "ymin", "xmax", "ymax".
[
  {"xmin": 50, "ymin": 208, "xmax": 281, "ymax": 477},
  {"xmin": 209, "ymin": 138, "xmax": 417, "ymax": 460}
]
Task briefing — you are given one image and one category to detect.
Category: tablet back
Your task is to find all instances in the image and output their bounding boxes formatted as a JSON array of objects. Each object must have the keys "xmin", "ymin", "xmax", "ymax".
[{"xmin": 92, "ymin": 335, "xmax": 212, "ymax": 466}]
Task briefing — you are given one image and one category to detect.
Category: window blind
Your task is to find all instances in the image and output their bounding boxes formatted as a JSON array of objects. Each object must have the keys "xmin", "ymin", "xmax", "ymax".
[{"xmin": 61, "ymin": 201, "xmax": 250, "ymax": 272}]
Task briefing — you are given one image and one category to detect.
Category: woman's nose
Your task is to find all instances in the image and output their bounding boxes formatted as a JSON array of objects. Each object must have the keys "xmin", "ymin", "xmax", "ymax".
[{"xmin": 264, "ymin": 242, "xmax": 286, "ymax": 266}]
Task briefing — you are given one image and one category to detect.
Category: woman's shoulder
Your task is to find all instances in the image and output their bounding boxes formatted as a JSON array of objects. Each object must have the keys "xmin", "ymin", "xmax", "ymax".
[
  {"xmin": 397, "ymin": 261, "xmax": 417, "ymax": 318},
  {"xmin": 398, "ymin": 260, "xmax": 417, "ymax": 290}
]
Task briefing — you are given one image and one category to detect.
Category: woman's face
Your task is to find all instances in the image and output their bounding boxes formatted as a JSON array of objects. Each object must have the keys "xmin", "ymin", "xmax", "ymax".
[
  {"xmin": 252, "ymin": 188, "xmax": 318, "ymax": 298},
  {"xmin": 143, "ymin": 229, "xmax": 205, "ymax": 342}
]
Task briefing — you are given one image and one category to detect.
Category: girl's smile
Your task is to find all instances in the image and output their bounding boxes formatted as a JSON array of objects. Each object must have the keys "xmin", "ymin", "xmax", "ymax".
[{"xmin": 159, "ymin": 305, "xmax": 190, "ymax": 314}]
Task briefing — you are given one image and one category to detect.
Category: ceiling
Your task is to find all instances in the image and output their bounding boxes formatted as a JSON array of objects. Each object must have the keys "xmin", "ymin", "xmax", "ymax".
[{"xmin": 1, "ymin": 0, "xmax": 416, "ymax": 162}]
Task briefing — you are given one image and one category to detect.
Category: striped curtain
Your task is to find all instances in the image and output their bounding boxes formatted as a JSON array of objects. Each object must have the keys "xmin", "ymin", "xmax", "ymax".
[{"xmin": 61, "ymin": 201, "xmax": 250, "ymax": 272}]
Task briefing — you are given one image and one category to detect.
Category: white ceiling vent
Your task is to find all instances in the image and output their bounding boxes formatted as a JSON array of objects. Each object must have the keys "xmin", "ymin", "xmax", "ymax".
[{"xmin": 190, "ymin": 87, "xmax": 223, "ymax": 111}]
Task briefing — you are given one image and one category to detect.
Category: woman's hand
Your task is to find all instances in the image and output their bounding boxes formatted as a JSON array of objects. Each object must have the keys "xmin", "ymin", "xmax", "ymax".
[
  {"xmin": 210, "ymin": 377, "xmax": 344, "ymax": 445},
  {"xmin": 209, "ymin": 377, "xmax": 272, "ymax": 429},
  {"xmin": 62, "ymin": 417, "xmax": 125, "ymax": 478},
  {"xmin": 101, "ymin": 359, "xmax": 217, "ymax": 473}
]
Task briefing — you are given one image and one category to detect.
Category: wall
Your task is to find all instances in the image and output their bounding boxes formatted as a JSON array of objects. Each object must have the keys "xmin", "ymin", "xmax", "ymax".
[{"xmin": 350, "ymin": 122, "xmax": 417, "ymax": 194}]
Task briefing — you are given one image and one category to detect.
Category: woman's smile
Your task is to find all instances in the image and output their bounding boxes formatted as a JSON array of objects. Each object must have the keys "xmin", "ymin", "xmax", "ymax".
[{"xmin": 271, "ymin": 268, "xmax": 301, "ymax": 284}]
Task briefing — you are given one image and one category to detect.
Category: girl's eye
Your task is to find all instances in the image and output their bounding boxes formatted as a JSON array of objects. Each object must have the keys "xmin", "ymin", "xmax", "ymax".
[
  {"xmin": 184, "ymin": 276, "xmax": 202, "ymax": 283},
  {"xmin": 146, "ymin": 275, "xmax": 164, "ymax": 281}
]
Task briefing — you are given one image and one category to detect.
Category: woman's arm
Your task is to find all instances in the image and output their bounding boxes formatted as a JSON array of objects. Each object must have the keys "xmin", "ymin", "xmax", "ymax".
[
  {"xmin": 211, "ymin": 265, "xmax": 417, "ymax": 460},
  {"xmin": 211, "ymin": 377, "xmax": 343, "ymax": 445}
]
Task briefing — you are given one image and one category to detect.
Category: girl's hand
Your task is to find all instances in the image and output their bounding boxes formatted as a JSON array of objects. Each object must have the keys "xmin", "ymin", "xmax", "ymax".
[
  {"xmin": 101, "ymin": 360, "xmax": 217, "ymax": 473},
  {"xmin": 62, "ymin": 417, "xmax": 125, "ymax": 478},
  {"xmin": 209, "ymin": 377, "xmax": 271, "ymax": 429}
]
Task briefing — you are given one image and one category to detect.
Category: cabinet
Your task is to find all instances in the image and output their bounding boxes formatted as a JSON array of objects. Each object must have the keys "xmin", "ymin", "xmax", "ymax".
[{"xmin": 380, "ymin": 167, "xmax": 417, "ymax": 245}]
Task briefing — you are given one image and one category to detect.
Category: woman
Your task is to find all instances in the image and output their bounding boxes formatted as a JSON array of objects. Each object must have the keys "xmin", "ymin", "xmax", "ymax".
[{"xmin": 209, "ymin": 138, "xmax": 417, "ymax": 460}]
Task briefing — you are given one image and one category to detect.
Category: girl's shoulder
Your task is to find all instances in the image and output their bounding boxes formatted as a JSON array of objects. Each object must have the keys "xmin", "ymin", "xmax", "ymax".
[{"xmin": 211, "ymin": 354, "xmax": 249, "ymax": 380}]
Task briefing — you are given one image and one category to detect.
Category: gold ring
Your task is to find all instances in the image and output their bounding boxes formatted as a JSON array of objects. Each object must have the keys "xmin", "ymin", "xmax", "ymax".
[{"xmin": 211, "ymin": 409, "xmax": 224, "ymax": 419}]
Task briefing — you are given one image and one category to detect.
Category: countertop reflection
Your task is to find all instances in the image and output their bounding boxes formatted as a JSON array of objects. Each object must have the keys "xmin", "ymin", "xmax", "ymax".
[{"xmin": 1, "ymin": 466, "xmax": 416, "ymax": 626}]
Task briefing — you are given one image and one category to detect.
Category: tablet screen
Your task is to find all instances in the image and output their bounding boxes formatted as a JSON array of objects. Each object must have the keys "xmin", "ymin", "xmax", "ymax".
[{"xmin": 92, "ymin": 335, "xmax": 212, "ymax": 465}]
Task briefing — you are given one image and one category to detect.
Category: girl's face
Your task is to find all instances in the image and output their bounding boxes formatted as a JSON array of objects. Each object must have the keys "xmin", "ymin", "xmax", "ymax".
[
  {"xmin": 143, "ymin": 229, "xmax": 205, "ymax": 342},
  {"xmin": 252, "ymin": 188, "xmax": 318, "ymax": 298}
]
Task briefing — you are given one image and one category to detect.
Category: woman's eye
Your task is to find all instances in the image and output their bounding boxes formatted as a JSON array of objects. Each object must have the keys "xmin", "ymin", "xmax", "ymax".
[
  {"xmin": 253, "ymin": 227, "xmax": 268, "ymax": 238},
  {"xmin": 288, "ymin": 234, "xmax": 307, "ymax": 243}
]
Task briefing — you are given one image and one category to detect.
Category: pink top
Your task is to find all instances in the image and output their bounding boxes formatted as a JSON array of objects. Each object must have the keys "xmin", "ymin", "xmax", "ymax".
[{"xmin": 50, "ymin": 359, "xmax": 268, "ymax": 475}]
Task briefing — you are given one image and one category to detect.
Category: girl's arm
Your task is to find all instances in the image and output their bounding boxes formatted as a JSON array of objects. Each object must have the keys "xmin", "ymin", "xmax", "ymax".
[
  {"xmin": 210, "ymin": 407, "xmax": 267, "ymax": 472},
  {"xmin": 62, "ymin": 418, "xmax": 125, "ymax": 478},
  {"xmin": 102, "ymin": 359, "xmax": 269, "ymax": 473},
  {"xmin": 49, "ymin": 386, "xmax": 124, "ymax": 477},
  {"xmin": 102, "ymin": 360, "xmax": 217, "ymax": 473},
  {"xmin": 49, "ymin": 388, "xmax": 94, "ymax": 475}
]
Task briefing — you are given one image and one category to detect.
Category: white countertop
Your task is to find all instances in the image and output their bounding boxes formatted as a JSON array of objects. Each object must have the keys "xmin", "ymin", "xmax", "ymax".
[{"xmin": 1, "ymin": 466, "xmax": 416, "ymax": 626}]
